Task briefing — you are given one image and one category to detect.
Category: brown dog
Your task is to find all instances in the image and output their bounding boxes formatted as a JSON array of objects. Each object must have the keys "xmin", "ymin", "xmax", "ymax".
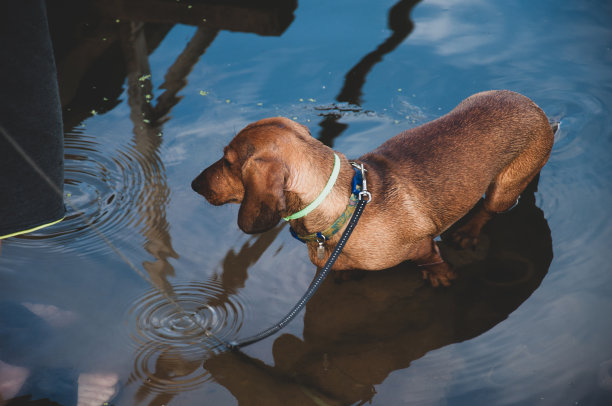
[{"xmin": 192, "ymin": 90, "xmax": 554, "ymax": 286}]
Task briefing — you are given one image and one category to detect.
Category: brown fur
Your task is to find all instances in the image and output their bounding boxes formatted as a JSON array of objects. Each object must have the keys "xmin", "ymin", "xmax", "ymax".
[{"xmin": 192, "ymin": 90, "xmax": 554, "ymax": 286}]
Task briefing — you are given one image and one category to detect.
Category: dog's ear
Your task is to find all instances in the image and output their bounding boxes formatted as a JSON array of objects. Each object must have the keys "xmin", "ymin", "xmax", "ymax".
[{"xmin": 238, "ymin": 158, "xmax": 287, "ymax": 234}]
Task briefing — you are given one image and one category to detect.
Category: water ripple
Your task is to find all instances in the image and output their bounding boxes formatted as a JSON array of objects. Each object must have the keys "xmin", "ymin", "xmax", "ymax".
[
  {"xmin": 124, "ymin": 281, "xmax": 246, "ymax": 393},
  {"xmin": 130, "ymin": 342, "xmax": 212, "ymax": 394},
  {"xmin": 14, "ymin": 131, "xmax": 165, "ymax": 255},
  {"xmin": 538, "ymin": 88, "xmax": 612, "ymax": 283}
]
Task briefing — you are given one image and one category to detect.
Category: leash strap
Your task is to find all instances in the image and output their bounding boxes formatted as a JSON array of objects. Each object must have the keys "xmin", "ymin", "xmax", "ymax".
[
  {"xmin": 215, "ymin": 163, "xmax": 371, "ymax": 351},
  {"xmin": 223, "ymin": 197, "xmax": 368, "ymax": 350}
]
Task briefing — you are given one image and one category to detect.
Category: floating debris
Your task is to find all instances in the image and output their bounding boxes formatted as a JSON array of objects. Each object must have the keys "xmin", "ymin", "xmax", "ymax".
[
  {"xmin": 256, "ymin": 102, "xmax": 263, "ymax": 106},
  {"xmin": 199, "ymin": 90, "xmax": 209, "ymax": 96},
  {"xmin": 225, "ymin": 99, "xmax": 231, "ymax": 103},
  {"xmin": 138, "ymin": 74, "xmax": 152, "ymax": 82},
  {"xmin": 314, "ymin": 103, "xmax": 363, "ymax": 113},
  {"xmin": 91, "ymin": 110, "xmax": 97, "ymax": 116}
]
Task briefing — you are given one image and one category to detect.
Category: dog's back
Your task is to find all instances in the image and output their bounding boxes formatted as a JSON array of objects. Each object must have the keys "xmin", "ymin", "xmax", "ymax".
[{"xmin": 360, "ymin": 90, "xmax": 554, "ymax": 231}]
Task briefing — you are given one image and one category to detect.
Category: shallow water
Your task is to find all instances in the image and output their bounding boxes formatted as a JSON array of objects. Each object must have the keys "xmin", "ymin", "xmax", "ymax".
[{"xmin": 1, "ymin": 0, "xmax": 611, "ymax": 405}]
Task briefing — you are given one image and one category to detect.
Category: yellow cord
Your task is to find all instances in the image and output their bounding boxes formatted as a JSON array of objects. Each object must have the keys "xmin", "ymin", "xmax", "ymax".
[{"xmin": 0, "ymin": 217, "xmax": 64, "ymax": 240}]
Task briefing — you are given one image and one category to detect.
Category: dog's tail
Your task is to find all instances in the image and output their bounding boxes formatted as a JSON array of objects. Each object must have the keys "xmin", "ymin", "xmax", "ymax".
[{"xmin": 550, "ymin": 120, "xmax": 560, "ymax": 135}]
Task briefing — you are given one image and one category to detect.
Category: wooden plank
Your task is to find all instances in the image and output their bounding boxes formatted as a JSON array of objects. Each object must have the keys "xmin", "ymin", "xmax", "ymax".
[{"xmin": 95, "ymin": 0, "xmax": 297, "ymax": 36}]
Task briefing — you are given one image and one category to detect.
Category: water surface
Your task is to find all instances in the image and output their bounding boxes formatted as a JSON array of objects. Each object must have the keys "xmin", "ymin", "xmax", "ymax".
[{"xmin": 1, "ymin": 0, "xmax": 611, "ymax": 405}]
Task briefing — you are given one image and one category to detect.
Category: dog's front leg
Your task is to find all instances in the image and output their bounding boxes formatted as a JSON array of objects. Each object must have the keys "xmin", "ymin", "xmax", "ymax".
[{"xmin": 412, "ymin": 238, "xmax": 456, "ymax": 287}]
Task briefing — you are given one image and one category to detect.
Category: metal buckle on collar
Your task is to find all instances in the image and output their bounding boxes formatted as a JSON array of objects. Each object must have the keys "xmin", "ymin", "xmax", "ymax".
[
  {"xmin": 289, "ymin": 161, "xmax": 371, "ymax": 245},
  {"xmin": 350, "ymin": 162, "xmax": 372, "ymax": 203}
]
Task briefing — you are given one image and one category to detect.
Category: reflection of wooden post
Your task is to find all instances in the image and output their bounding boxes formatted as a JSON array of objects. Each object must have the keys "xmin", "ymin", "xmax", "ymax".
[
  {"xmin": 206, "ymin": 225, "xmax": 284, "ymax": 308},
  {"xmin": 120, "ymin": 21, "xmax": 178, "ymax": 294},
  {"xmin": 120, "ymin": 22, "xmax": 155, "ymax": 131},
  {"xmin": 49, "ymin": 0, "xmax": 296, "ymax": 131},
  {"xmin": 337, "ymin": 0, "xmax": 420, "ymax": 106},
  {"xmin": 152, "ymin": 26, "xmax": 219, "ymax": 123},
  {"xmin": 318, "ymin": 0, "xmax": 421, "ymax": 146},
  {"xmin": 119, "ymin": 20, "xmax": 226, "ymax": 294}
]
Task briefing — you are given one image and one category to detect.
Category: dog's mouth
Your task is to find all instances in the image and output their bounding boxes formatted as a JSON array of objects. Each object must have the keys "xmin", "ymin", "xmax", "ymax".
[
  {"xmin": 203, "ymin": 196, "xmax": 241, "ymax": 206},
  {"xmin": 191, "ymin": 179, "xmax": 241, "ymax": 206}
]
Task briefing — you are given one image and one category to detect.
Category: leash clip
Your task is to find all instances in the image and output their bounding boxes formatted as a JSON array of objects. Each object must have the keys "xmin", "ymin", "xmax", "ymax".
[
  {"xmin": 351, "ymin": 162, "xmax": 372, "ymax": 203},
  {"xmin": 316, "ymin": 234, "xmax": 326, "ymax": 260}
]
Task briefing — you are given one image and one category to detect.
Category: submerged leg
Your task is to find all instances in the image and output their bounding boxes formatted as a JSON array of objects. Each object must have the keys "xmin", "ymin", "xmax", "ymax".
[
  {"xmin": 412, "ymin": 238, "xmax": 456, "ymax": 287},
  {"xmin": 448, "ymin": 201, "xmax": 496, "ymax": 249}
]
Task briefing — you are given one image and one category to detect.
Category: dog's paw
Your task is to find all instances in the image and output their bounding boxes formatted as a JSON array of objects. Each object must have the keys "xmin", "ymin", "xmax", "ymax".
[
  {"xmin": 449, "ymin": 229, "xmax": 480, "ymax": 250},
  {"xmin": 420, "ymin": 263, "xmax": 457, "ymax": 287}
]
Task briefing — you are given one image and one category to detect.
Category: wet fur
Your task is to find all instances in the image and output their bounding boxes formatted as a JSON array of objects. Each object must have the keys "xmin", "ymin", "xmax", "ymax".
[{"xmin": 192, "ymin": 90, "xmax": 554, "ymax": 286}]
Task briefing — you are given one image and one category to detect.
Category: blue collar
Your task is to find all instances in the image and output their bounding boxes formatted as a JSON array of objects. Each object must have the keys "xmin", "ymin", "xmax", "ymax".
[{"xmin": 289, "ymin": 165, "xmax": 364, "ymax": 244}]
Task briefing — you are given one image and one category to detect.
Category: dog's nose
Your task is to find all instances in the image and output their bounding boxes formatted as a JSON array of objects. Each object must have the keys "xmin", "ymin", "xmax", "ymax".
[{"xmin": 191, "ymin": 174, "xmax": 203, "ymax": 193}]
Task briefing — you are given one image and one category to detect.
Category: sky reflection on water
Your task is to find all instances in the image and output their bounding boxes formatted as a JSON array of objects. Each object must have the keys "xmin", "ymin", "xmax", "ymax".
[{"xmin": 1, "ymin": 0, "xmax": 611, "ymax": 405}]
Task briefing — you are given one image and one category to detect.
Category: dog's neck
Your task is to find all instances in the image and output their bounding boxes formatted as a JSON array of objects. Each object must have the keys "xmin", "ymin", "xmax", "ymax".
[{"xmin": 285, "ymin": 149, "xmax": 355, "ymax": 235}]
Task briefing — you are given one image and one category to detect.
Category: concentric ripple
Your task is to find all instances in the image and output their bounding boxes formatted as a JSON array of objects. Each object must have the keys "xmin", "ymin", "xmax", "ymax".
[
  {"xmin": 14, "ymin": 130, "xmax": 168, "ymax": 255},
  {"xmin": 129, "ymin": 342, "xmax": 213, "ymax": 393},
  {"xmin": 124, "ymin": 281, "xmax": 247, "ymax": 393}
]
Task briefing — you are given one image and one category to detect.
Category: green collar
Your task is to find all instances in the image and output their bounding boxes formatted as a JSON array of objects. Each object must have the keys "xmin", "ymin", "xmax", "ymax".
[
  {"xmin": 288, "ymin": 163, "xmax": 366, "ymax": 244},
  {"xmin": 289, "ymin": 192, "xmax": 359, "ymax": 243},
  {"xmin": 283, "ymin": 153, "xmax": 341, "ymax": 221}
]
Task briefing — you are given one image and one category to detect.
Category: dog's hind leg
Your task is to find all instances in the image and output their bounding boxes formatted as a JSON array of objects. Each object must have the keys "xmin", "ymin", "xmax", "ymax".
[{"xmin": 449, "ymin": 131, "xmax": 553, "ymax": 249}]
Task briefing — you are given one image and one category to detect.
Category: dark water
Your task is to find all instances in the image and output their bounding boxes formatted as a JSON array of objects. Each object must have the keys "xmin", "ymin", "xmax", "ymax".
[{"xmin": 1, "ymin": 0, "xmax": 611, "ymax": 405}]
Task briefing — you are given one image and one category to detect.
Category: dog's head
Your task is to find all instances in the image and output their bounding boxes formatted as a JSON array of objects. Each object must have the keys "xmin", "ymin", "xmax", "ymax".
[{"xmin": 192, "ymin": 117, "xmax": 315, "ymax": 234}]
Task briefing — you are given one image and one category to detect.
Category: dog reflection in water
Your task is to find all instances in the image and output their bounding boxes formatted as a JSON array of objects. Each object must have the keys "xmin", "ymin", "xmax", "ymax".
[{"xmin": 201, "ymin": 173, "xmax": 553, "ymax": 405}]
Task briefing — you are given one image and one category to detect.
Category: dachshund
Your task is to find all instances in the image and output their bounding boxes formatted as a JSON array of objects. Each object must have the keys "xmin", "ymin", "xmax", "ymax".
[{"xmin": 191, "ymin": 90, "xmax": 554, "ymax": 286}]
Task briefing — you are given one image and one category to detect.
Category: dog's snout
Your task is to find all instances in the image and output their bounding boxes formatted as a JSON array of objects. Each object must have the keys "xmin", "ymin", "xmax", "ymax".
[
  {"xmin": 191, "ymin": 174, "xmax": 202, "ymax": 193},
  {"xmin": 192, "ymin": 170, "xmax": 221, "ymax": 204},
  {"xmin": 191, "ymin": 172, "xmax": 206, "ymax": 195},
  {"xmin": 191, "ymin": 159, "xmax": 244, "ymax": 206}
]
